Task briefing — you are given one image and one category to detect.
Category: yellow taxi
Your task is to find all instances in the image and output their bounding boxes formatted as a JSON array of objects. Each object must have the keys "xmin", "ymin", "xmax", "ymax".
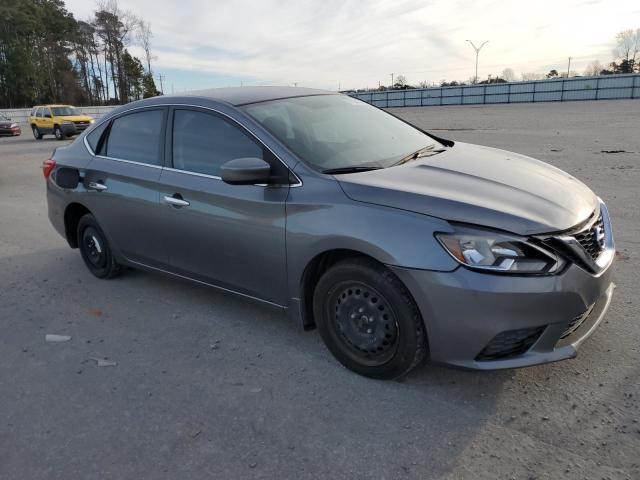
[{"xmin": 28, "ymin": 105, "xmax": 95, "ymax": 140}]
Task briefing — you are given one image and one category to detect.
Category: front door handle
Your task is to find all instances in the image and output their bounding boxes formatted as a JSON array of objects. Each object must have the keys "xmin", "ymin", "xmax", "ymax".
[
  {"xmin": 163, "ymin": 195, "xmax": 190, "ymax": 207},
  {"xmin": 88, "ymin": 181, "xmax": 108, "ymax": 191}
]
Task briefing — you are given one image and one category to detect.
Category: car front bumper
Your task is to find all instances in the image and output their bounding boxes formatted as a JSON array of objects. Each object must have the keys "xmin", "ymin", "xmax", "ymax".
[
  {"xmin": 390, "ymin": 257, "xmax": 614, "ymax": 370},
  {"xmin": 60, "ymin": 122, "xmax": 91, "ymax": 136},
  {"xmin": 0, "ymin": 126, "xmax": 21, "ymax": 136}
]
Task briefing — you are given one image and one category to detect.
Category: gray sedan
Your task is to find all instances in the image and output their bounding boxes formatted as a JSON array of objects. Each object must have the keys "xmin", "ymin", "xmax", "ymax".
[{"xmin": 44, "ymin": 87, "xmax": 615, "ymax": 379}]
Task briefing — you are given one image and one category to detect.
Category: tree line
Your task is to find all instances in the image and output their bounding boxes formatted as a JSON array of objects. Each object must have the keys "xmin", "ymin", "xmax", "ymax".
[{"xmin": 0, "ymin": 0, "xmax": 160, "ymax": 108}]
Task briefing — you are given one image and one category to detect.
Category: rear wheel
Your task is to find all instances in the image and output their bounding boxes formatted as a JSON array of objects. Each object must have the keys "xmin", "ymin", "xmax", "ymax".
[
  {"xmin": 313, "ymin": 258, "xmax": 427, "ymax": 379},
  {"xmin": 32, "ymin": 125, "xmax": 42, "ymax": 140},
  {"xmin": 54, "ymin": 125, "xmax": 65, "ymax": 140},
  {"xmin": 77, "ymin": 214, "xmax": 121, "ymax": 279}
]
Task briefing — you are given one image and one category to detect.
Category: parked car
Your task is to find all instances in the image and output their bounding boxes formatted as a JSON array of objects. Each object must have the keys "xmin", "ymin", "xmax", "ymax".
[
  {"xmin": 29, "ymin": 105, "xmax": 94, "ymax": 140},
  {"xmin": 0, "ymin": 114, "xmax": 21, "ymax": 136},
  {"xmin": 43, "ymin": 87, "xmax": 615, "ymax": 379}
]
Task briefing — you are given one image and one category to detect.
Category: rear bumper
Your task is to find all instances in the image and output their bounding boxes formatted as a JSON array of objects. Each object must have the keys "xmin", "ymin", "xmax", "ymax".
[{"xmin": 390, "ymin": 258, "xmax": 614, "ymax": 370}]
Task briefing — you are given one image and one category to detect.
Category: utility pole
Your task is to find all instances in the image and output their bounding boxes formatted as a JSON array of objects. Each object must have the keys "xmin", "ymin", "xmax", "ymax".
[
  {"xmin": 156, "ymin": 74, "xmax": 165, "ymax": 94},
  {"xmin": 390, "ymin": 73, "xmax": 394, "ymax": 87},
  {"xmin": 465, "ymin": 40, "xmax": 489, "ymax": 84},
  {"xmin": 567, "ymin": 57, "xmax": 572, "ymax": 77}
]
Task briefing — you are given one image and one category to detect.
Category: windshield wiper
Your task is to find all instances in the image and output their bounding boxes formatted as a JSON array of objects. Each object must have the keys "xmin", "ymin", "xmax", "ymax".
[
  {"xmin": 393, "ymin": 144, "xmax": 446, "ymax": 166},
  {"xmin": 321, "ymin": 166, "xmax": 383, "ymax": 175}
]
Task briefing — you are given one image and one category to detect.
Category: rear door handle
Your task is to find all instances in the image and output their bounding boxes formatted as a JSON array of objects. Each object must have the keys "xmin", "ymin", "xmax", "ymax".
[
  {"xmin": 88, "ymin": 181, "xmax": 108, "ymax": 191},
  {"xmin": 163, "ymin": 195, "xmax": 190, "ymax": 207}
]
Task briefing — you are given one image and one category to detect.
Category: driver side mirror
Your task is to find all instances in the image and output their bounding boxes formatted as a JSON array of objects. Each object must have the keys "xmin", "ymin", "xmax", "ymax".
[{"xmin": 220, "ymin": 157, "xmax": 271, "ymax": 185}]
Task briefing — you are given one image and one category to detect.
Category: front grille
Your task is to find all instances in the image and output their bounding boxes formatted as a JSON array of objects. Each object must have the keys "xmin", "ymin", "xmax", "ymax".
[
  {"xmin": 73, "ymin": 121, "xmax": 89, "ymax": 125},
  {"xmin": 573, "ymin": 214, "xmax": 605, "ymax": 260},
  {"xmin": 560, "ymin": 304, "xmax": 595, "ymax": 339},
  {"xmin": 476, "ymin": 326, "xmax": 545, "ymax": 361}
]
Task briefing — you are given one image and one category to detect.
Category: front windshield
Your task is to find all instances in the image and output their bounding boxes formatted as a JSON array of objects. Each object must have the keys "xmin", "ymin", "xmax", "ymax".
[
  {"xmin": 51, "ymin": 106, "xmax": 80, "ymax": 116},
  {"xmin": 242, "ymin": 94, "xmax": 441, "ymax": 171}
]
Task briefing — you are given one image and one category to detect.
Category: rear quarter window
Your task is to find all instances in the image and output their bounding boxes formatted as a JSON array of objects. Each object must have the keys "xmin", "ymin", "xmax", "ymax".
[{"xmin": 86, "ymin": 121, "xmax": 109, "ymax": 154}]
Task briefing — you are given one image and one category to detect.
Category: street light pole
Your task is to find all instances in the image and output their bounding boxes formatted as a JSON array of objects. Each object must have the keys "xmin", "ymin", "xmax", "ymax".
[{"xmin": 465, "ymin": 40, "xmax": 489, "ymax": 84}]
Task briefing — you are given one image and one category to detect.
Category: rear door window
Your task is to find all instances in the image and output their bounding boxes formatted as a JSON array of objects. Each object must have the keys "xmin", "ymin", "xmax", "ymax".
[{"xmin": 103, "ymin": 109, "xmax": 164, "ymax": 165}]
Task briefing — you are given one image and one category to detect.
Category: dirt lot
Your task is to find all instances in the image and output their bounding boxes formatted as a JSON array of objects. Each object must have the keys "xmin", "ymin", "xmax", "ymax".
[{"xmin": 1, "ymin": 100, "xmax": 639, "ymax": 479}]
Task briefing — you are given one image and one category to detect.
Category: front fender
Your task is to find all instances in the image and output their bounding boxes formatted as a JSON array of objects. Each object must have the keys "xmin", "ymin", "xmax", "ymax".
[{"xmin": 285, "ymin": 173, "xmax": 458, "ymax": 304}]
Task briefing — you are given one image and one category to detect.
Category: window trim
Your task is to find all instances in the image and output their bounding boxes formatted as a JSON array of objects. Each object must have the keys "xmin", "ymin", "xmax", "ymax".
[
  {"xmin": 83, "ymin": 103, "xmax": 301, "ymax": 187},
  {"xmin": 89, "ymin": 106, "xmax": 168, "ymax": 168},
  {"xmin": 168, "ymin": 105, "xmax": 290, "ymax": 184}
]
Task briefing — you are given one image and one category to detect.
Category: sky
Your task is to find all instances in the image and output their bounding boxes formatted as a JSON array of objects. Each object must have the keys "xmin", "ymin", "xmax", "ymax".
[{"xmin": 64, "ymin": 0, "xmax": 640, "ymax": 92}]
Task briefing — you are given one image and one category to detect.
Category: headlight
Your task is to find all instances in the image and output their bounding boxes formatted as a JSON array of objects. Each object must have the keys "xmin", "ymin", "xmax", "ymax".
[
  {"xmin": 10, "ymin": 123, "xmax": 17, "ymax": 128},
  {"xmin": 436, "ymin": 226, "xmax": 564, "ymax": 274},
  {"xmin": 89, "ymin": 119, "xmax": 95, "ymax": 124},
  {"xmin": 62, "ymin": 120, "xmax": 73, "ymax": 125}
]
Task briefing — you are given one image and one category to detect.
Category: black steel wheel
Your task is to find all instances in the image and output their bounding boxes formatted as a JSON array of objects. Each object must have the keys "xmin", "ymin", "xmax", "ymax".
[
  {"xmin": 330, "ymin": 282, "xmax": 399, "ymax": 366},
  {"xmin": 77, "ymin": 213, "xmax": 121, "ymax": 279},
  {"xmin": 313, "ymin": 257, "xmax": 427, "ymax": 379}
]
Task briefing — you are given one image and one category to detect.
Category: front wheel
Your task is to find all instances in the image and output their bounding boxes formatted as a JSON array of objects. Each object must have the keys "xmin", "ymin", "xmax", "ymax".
[
  {"xmin": 77, "ymin": 214, "xmax": 122, "ymax": 279},
  {"xmin": 313, "ymin": 258, "xmax": 427, "ymax": 380}
]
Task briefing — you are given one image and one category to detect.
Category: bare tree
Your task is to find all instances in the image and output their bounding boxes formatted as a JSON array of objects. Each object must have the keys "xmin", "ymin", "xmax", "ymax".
[
  {"xmin": 584, "ymin": 60, "xmax": 604, "ymax": 76},
  {"xmin": 613, "ymin": 28, "xmax": 640, "ymax": 65},
  {"xmin": 137, "ymin": 20, "xmax": 155, "ymax": 73},
  {"xmin": 501, "ymin": 68, "xmax": 516, "ymax": 82},
  {"xmin": 394, "ymin": 74, "xmax": 408, "ymax": 87},
  {"xmin": 95, "ymin": 0, "xmax": 141, "ymax": 102}
]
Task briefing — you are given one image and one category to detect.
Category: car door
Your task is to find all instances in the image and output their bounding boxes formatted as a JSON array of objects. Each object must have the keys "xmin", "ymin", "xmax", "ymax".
[
  {"xmin": 157, "ymin": 106, "xmax": 291, "ymax": 305},
  {"xmin": 83, "ymin": 107, "xmax": 168, "ymax": 267},
  {"xmin": 41, "ymin": 107, "xmax": 54, "ymax": 133},
  {"xmin": 35, "ymin": 108, "xmax": 47, "ymax": 132}
]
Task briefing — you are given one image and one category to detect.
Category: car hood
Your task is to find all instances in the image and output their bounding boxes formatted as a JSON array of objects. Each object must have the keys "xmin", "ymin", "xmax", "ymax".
[{"xmin": 338, "ymin": 142, "xmax": 598, "ymax": 235}]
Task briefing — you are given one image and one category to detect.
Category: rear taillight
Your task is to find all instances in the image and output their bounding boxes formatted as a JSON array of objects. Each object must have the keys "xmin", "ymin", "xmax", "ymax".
[{"xmin": 42, "ymin": 159, "xmax": 56, "ymax": 180}]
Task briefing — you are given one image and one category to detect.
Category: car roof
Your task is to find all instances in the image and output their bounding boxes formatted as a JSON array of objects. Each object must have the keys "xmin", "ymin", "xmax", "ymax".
[{"xmin": 178, "ymin": 86, "xmax": 335, "ymax": 106}]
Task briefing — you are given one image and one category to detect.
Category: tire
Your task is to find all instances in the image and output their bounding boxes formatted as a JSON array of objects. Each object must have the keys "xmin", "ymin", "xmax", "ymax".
[
  {"xmin": 32, "ymin": 125, "xmax": 43, "ymax": 140},
  {"xmin": 54, "ymin": 125, "xmax": 66, "ymax": 140},
  {"xmin": 313, "ymin": 258, "xmax": 427, "ymax": 380},
  {"xmin": 77, "ymin": 214, "xmax": 121, "ymax": 279}
]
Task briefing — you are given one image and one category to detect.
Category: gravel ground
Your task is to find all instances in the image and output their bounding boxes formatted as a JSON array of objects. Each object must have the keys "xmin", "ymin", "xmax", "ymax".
[{"xmin": 1, "ymin": 100, "xmax": 639, "ymax": 480}]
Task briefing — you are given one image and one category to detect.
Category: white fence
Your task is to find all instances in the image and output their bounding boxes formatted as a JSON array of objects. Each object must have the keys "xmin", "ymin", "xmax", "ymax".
[{"xmin": 0, "ymin": 106, "xmax": 117, "ymax": 125}]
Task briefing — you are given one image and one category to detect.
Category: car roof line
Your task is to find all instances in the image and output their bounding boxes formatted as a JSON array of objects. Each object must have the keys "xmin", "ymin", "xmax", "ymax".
[{"xmin": 234, "ymin": 93, "xmax": 337, "ymax": 107}]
